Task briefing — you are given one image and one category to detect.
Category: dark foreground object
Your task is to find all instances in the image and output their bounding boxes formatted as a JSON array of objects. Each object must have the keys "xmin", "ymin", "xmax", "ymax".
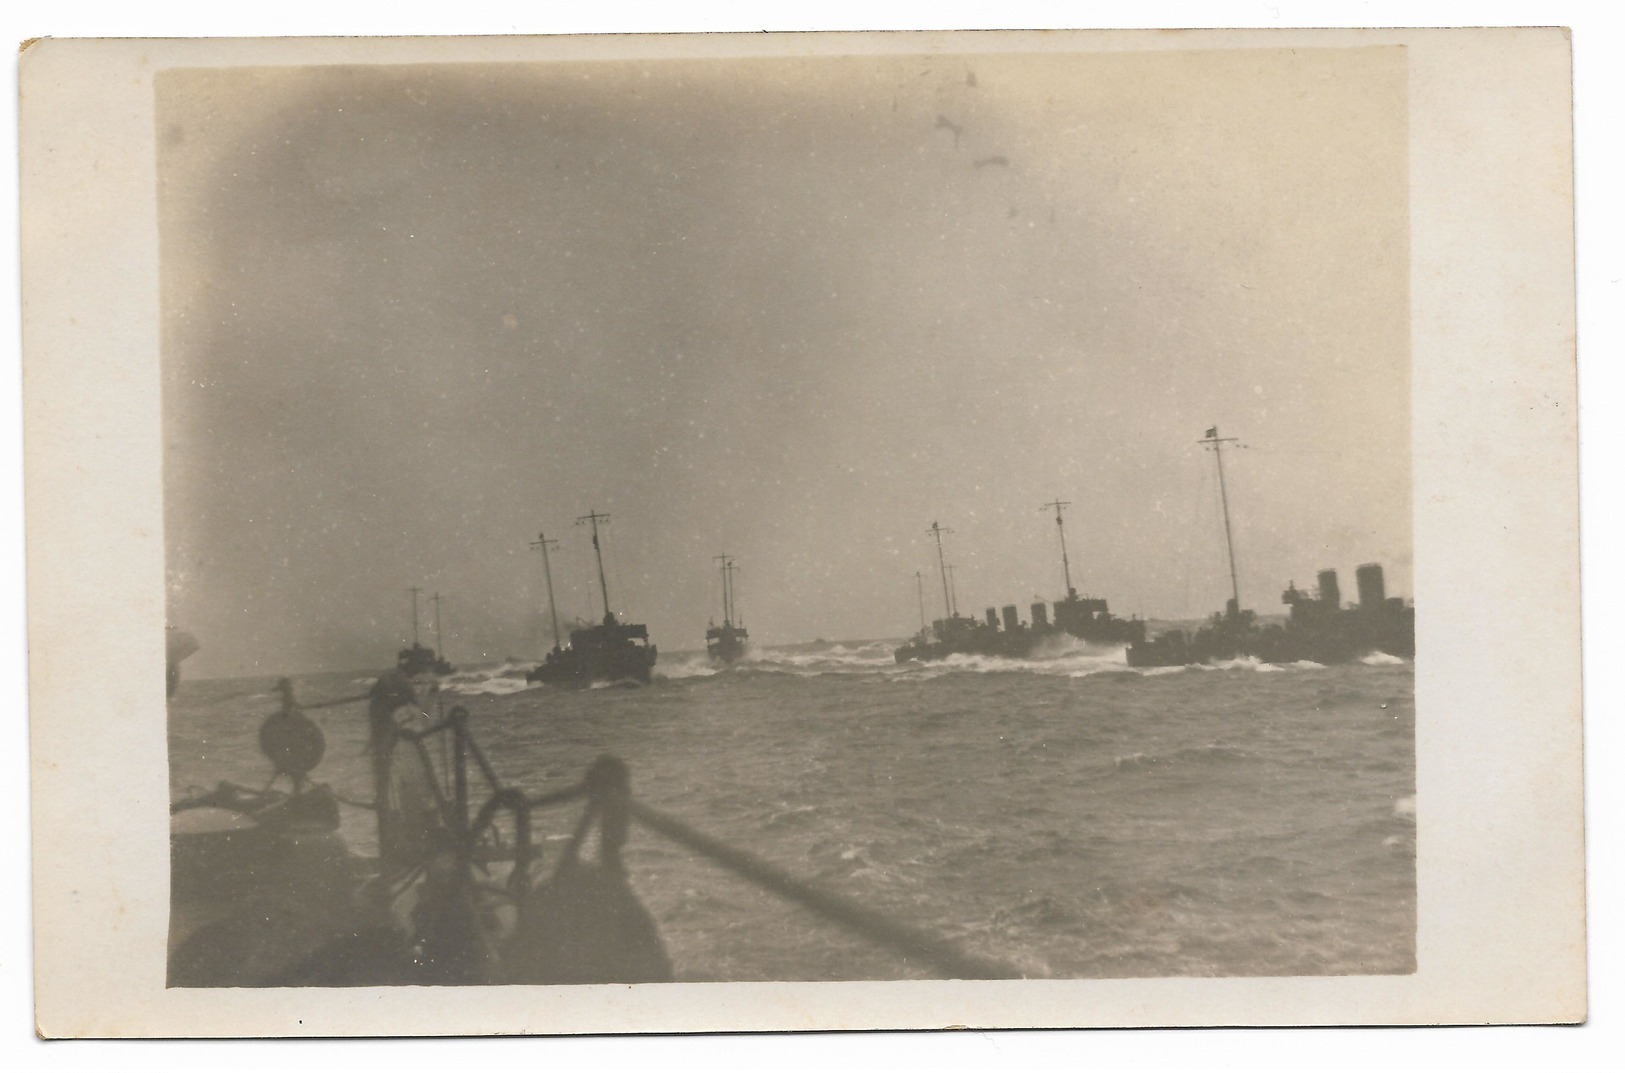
[{"xmin": 169, "ymin": 680, "xmax": 671, "ymax": 986}]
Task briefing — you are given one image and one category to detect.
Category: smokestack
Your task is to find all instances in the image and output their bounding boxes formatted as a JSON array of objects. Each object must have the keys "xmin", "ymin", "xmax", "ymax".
[
  {"xmin": 1031, "ymin": 602, "xmax": 1048, "ymax": 627},
  {"xmin": 985, "ymin": 607, "xmax": 998, "ymax": 627},
  {"xmin": 1356, "ymin": 563, "xmax": 1386, "ymax": 610},
  {"xmin": 1002, "ymin": 605, "xmax": 1020, "ymax": 631},
  {"xmin": 1317, "ymin": 569, "xmax": 1341, "ymax": 609}
]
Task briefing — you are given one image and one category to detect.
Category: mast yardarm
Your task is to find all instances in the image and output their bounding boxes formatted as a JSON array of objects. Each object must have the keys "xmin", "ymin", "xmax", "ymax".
[
  {"xmin": 1200, "ymin": 427, "xmax": 1243, "ymax": 616},
  {"xmin": 1041, "ymin": 498, "xmax": 1075, "ymax": 598},
  {"xmin": 530, "ymin": 531, "xmax": 562, "ymax": 651},
  {"xmin": 577, "ymin": 510, "xmax": 614, "ymax": 624},
  {"xmin": 927, "ymin": 522, "xmax": 954, "ymax": 619}
]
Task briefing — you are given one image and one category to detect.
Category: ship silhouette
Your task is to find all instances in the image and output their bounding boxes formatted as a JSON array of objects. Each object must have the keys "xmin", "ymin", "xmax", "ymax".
[
  {"xmin": 705, "ymin": 553, "xmax": 749, "ymax": 663},
  {"xmin": 895, "ymin": 507, "xmax": 1145, "ymax": 664},
  {"xmin": 1125, "ymin": 427, "xmax": 1415, "ymax": 667},
  {"xmin": 527, "ymin": 511, "xmax": 657, "ymax": 687}
]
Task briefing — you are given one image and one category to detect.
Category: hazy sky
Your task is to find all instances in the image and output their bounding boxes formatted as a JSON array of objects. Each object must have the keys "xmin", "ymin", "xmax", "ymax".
[{"xmin": 160, "ymin": 45, "xmax": 1410, "ymax": 677}]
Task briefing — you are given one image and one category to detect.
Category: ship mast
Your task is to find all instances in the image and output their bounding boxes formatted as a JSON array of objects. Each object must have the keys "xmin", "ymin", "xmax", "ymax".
[
  {"xmin": 406, "ymin": 587, "xmax": 422, "ymax": 647},
  {"xmin": 531, "ymin": 531, "xmax": 561, "ymax": 651},
  {"xmin": 1041, "ymin": 498, "xmax": 1075, "ymax": 597},
  {"xmin": 432, "ymin": 592, "xmax": 446, "ymax": 658},
  {"xmin": 927, "ymin": 522, "xmax": 953, "ymax": 619},
  {"xmin": 714, "ymin": 553, "xmax": 737, "ymax": 627},
  {"xmin": 577, "ymin": 510, "xmax": 614, "ymax": 624},
  {"xmin": 947, "ymin": 564, "xmax": 959, "ymax": 617},
  {"xmin": 914, "ymin": 571, "xmax": 926, "ymax": 633},
  {"xmin": 1200, "ymin": 426, "xmax": 1243, "ymax": 616}
]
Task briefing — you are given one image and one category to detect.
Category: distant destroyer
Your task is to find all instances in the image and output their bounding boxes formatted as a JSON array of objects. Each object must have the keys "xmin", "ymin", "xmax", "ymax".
[
  {"xmin": 397, "ymin": 587, "xmax": 455, "ymax": 676},
  {"xmin": 527, "ymin": 511, "xmax": 657, "ymax": 687},
  {"xmin": 895, "ymin": 506, "xmax": 1146, "ymax": 664},
  {"xmin": 1124, "ymin": 427, "xmax": 1414, "ymax": 667},
  {"xmin": 705, "ymin": 553, "xmax": 749, "ymax": 663}
]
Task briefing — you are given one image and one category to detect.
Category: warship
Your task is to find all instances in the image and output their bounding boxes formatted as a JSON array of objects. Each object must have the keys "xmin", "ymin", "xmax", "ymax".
[
  {"xmin": 527, "ymin": 511, "xmax": 657, "ymax": 687},
  {"xmin": 396, "ymin": 588, "xmax": 455, "ymax": 676},
  {"xmin": 1125, "ymin": 427, "xmax": 1415, "ymax": 667},
  {"xmin": 894, "ymin": 507, "xmax": 1145, "ymax": 665},
  {"xmin": 705, "ymin": 553, "xmax": 749, "ymax": 663}
]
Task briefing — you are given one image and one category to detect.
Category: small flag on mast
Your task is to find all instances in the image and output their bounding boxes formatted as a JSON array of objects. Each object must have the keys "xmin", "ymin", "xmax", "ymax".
[{"xmin": 1205, "ymin": 426, "xmax": 1218, "ymax": 438}]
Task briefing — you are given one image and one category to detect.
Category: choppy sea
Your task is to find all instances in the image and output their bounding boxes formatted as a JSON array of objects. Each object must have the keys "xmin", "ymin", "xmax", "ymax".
[{"xmin": 168, "ymin": 638, "xmax": 1415, "ymax": 981}]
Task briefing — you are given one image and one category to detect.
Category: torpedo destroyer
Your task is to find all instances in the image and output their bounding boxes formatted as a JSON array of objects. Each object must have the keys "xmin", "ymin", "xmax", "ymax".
[
  {"xmin": 894, "ymin": 505, "xmax": 1145, "ymax": 664},
  {"xmin": 527, "ymin": 510, "xmax": 658, "ymax": 687},
  {"xmin": 1125, "ymin": 427, "xmax": 1414, "ymax": 667}
]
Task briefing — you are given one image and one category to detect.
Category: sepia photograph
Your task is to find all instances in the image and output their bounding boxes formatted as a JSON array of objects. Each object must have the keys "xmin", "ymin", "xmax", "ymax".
[
  {"xmin": 21, "ymin": 24, "xmax": 1583, "ymax": 1038},
  {"xmin": 158, "ymin": 43, "xmax": 1415, "ymax": 988}
]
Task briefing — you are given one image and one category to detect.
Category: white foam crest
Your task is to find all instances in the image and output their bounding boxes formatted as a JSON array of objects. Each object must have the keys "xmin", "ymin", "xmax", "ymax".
[
  {"xmin": 438, "ymin": 661, "xmax": 540, "ymax": 695},
  {"xmin": 1207, "ymin": 655, "xmax": 1282, "ymax": 673},
  {"xmin": 1361, "ymin": 651, "xmax": 1409, "ymax": 666},
  {"xmin": 753, "ymin": 645, "xmax": 897, "ymax": 672},
  {"xmin": 896, "ymin": 645, "xmax": 1130, "ymax": 679},
  {"xmin": 448, "ymin": 675, "xmax": 539, "ymax": 696},
  {"xmin": 655, "ymin": 654, "xmax": 724, "ymax": 680},
  {"xmin": 1393, "ymin": 795, "xmax": 1416, "ymax": 818}
]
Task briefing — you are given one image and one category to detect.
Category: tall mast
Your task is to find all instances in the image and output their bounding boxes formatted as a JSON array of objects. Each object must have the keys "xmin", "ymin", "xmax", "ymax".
[
  {"xmin": 577, "ymin": 510, "xmax": 613, "ymax": 623},
  {"xmin": 729, "ymin": 559, "xmax": 740, "ymax": 624},
  {"xmin": 714, "ymin": 553, "xmax": 736, "ymax": 626},
  {"xmin": 947, "ymin": 564, "xmax": 959, "ymax": 617},
  {"xmin": 1041, "ymin": 498, "xmax": 1074, "ymax": 597},
  {"xmin": 406, "ymin": 586, "xmax": 422, "ymax": 647},
  {"xmin": 914, "ymin": 571, "xmax": 926, "ymax": 633},
  {"xmin": 1200, "ymin": 426, "xmax": 1243, "ymax": 615},
  {"xmin": 531, "ymin": 531, "xmax": 561, "ymax": 650},
  {"xmin": 927, "ymin": 522, "xmax": 953, "ymax": 619},
  {"xmin": 432, "ymin": 592, "xmax": 445, "ymax": 657}
]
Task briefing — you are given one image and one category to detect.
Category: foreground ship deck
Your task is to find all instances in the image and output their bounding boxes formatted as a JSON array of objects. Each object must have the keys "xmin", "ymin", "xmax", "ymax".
[{"xmin": 169, "ymin": 672, "xmax": 1016, "ymax": 985}]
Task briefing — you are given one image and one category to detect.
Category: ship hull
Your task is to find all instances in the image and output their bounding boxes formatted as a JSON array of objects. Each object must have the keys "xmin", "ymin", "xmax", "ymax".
[
  {"xmin": 894, "ymin": 612, "xmax": 1145, "ymax": 664},
  {"xmin": 397, "ymin": 643, "xmax": 455, "ymax": 676},
  {"xmin": 705, "ymin": 625, "xmax": 749, "ymax": 664},
  {"xmin": 528, "ymin": 620, "xmax": 658, "ymax": 688},
  {"xmin": 1126, "ymin": 604, "xmax": 1414, "ymax": 668}
]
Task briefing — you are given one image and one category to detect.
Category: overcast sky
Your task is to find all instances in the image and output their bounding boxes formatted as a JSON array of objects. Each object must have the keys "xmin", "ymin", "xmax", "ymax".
[{"xmin": 160, "ymin": 45, "xmax": 1410, "ymax": 677}]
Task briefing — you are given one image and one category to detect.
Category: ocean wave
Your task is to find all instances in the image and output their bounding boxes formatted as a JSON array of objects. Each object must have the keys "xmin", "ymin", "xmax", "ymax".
[
  {"xmin": 893, "ymin": 645, "xmax": 1132, "ymax": 680},
  {"xmin": 763, "ymin": 804, "xmax": 822, "ymax": 829},
  {"xmin": 1361, "ymin": 651, "xmax": 1410, "ymax": 666},
  {"xmin": 769, "ymin": 644, "xmax": 897, "ymax": 670},
  {"xmin": 1190, "ymin": 655, "xmax": 1300, "ymax": 673},
  {"xmin": 447, "ymin": 675, "xmax": 538, "ymax": 696},
  {"xmin": 426, "ymin": 637, "xmax": 1403, "ymax": 694},
  {"xmin": 990, "ymin": 892, "xmax": 1079, "ymax": 928},
  {"xmin": 655, "ymin": 654, "xmax": 724, "ymax": 680},
  {"xmin": 1113, "ymin": 742, "xmax": 1256, "ymax": 774}
]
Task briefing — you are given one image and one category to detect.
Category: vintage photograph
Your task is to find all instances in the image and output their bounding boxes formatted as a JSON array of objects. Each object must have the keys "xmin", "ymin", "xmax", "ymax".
[{"xmin": 159, "ymin": 43, "xmax": 1417, "ymax": 986}]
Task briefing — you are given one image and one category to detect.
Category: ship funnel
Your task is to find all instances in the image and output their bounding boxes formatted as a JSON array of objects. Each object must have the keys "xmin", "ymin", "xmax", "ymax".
[
  {"xmin": 1001, "ymin": 605, "xmax": 1020, "ymax": 631},
  {"xmin": 985, "ymin": 607, "xmax": 999, "ymax": 627},
  {"xmin": 1031, "ymin": 602, "xmax": 1049, "ymax": 627},
  {"xmin": 1356, "ymin": 563, "xmax": 1386, "ymax": 610},
  {"xmin": 1317, "ymin": 569, "xmax": 1341, "ymax": 609}
]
